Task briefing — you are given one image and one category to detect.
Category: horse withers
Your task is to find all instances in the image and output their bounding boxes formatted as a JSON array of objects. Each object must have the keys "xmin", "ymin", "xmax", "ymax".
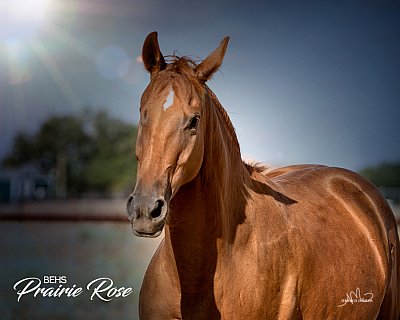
[{"xmin": 126, "ymin": 32, "xmax": 400, "ymax": 320}]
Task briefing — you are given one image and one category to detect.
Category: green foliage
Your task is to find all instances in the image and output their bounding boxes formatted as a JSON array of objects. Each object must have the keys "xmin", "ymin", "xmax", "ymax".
[
  {"xmin": 360, "ymin": 162, "xmax": 400, "ymax": 188},
  {"xmin": 2, "ymin": 111, "xmax": 137, "ymax": 196},
  {"xmin": 3, "ymin": 133, "xmax": 35, "ymax": 166},
  {"xmin": 84, "ymin": 111, "xmax": 137, "ymax": 193}
]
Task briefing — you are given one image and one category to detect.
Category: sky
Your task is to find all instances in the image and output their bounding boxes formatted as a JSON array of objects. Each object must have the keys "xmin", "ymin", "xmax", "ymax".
[{"xmin": 0, "ymin": 0, "xmax": 399, "ymax": 171}]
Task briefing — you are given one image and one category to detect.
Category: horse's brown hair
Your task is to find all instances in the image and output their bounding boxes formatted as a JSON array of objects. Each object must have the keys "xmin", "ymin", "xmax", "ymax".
[{"xmin": 128, "ymin": 33, "xmax": 400, "ymax": 320}]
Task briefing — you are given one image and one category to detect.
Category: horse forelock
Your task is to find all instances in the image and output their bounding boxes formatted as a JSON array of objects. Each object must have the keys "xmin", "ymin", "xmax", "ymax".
[{"xmin": 164, "ymin": 56, "xmax": 204, "ymax": 91}]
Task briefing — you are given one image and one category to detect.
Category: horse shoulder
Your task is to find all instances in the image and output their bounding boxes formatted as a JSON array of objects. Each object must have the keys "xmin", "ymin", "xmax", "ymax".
[{"xmin": 214, "ymin": 191, "xmax": 300, "ymax": 319}]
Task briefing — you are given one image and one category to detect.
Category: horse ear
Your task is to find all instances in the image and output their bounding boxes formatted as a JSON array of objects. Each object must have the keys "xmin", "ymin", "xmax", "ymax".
[
  {"xmin": 195, "ymin": 37, "xmax": 230, "ymax": 83},
  {"xmin": 142, "ymin": 32, "xmax": 167, "ymax": 76}
]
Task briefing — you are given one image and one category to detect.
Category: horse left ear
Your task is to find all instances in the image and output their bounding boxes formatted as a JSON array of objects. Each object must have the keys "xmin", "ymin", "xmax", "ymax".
[
  {"xmin": 142, "ymin": 31, "xmax": 167, "ymax": 76},
  {"xmin": 195, "ymin": 37, "xmax": 230, "ymax": 83}
]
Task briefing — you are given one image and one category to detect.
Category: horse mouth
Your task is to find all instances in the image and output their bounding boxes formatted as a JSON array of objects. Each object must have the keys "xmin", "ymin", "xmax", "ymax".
[{"xmin": 131, "ymin": 221, "xmax": 165, "ymax": 238}]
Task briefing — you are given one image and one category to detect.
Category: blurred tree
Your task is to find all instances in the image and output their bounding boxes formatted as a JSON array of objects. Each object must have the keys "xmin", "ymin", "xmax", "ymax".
[
  {"xmin": 360, "ymin": 162, "xmax": 400, "ymax": 187},
  {"xmin": 2, "ymin": 111, "xmax": 137, "ymax": 197},
  {"xmin": 3, "ymin": 133, "xmax": 35, "ymax": 165},
  {"xmin": 85, "ymin": 111, "xmax": 137, "ymax": 194}
]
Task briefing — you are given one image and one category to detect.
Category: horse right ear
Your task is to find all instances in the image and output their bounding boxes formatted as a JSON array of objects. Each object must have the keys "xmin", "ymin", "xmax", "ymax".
[
  {"xmin": 195, "ymin": 37, "xmax": 230, "ymax": 83},
  {"xmin": 142, "ymin": 32, "xmax": 167, "ymax": 76}
]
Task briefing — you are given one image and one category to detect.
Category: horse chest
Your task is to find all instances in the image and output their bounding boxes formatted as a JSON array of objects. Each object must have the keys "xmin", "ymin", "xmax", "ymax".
[
  {"xmin": 140, "ymin": 250, "xmax": 283, "ymax": 319},
  {"xmin": 214, "ymin": 274, "xmax": 281, "ymax": 319}
]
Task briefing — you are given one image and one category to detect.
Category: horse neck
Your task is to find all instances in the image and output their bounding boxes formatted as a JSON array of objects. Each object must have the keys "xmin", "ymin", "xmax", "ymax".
[
  {"xmin": 164, "ymin": 90, "xmax": 249, "ymax": 292},
  {"xmin": 200, "ymin": 89, "xmax": 249, "ymax": 241}
]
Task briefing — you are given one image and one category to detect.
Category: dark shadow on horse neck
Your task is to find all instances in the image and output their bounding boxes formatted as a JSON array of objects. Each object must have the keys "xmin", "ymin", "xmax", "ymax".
[{"xmin": 168, "ymin": 175, "xmax": 223, "ymax": 319}]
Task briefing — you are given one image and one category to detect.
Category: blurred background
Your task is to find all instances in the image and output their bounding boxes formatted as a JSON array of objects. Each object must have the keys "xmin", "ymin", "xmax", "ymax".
[{"xmin": 0, "ymin": 0, "xmax": 399, "ymax": 319}]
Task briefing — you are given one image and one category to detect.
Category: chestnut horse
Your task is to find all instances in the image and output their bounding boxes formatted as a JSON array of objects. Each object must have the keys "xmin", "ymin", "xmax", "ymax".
[{"xmin": 126, "ymin": 32, "xmax": 400, "ymax": 319}]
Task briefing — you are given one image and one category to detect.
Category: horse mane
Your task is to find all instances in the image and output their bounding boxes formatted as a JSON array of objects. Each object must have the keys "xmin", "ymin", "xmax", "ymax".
[
  {"xmin": 243, "ymin": 161, "xmax": 271, "ymax": 174},
  {"xmin": 204, "ymin": 86, "xmax": 241, "ymax": 157}
]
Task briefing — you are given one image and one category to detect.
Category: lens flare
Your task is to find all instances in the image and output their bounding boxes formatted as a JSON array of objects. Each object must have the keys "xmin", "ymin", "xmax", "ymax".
[
  {"xmin": 5, "ymin": 0, "xmax": 48, "ymax": 22},
  {"xmin": 0, "ymin": 0, "xmax": 50, "ymax": 41}
]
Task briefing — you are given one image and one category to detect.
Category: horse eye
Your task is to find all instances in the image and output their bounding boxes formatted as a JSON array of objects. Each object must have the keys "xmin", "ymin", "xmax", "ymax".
[{"xmin": 188, "ymin": 116, "xmax": 200, "ymax": 130}]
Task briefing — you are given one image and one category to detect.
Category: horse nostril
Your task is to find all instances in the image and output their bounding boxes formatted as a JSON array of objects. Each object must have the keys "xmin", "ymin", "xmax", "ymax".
[
  {"xmin": 126, "ymin": 195, "xmax": 135, "ymax": 219},
  {"xmin": 127, "ymin": 195, "xmax": 134, "ymax": 208},
  {"xmin": 150, "ymin": 200, "xmax": 165, "ymax": 219}
]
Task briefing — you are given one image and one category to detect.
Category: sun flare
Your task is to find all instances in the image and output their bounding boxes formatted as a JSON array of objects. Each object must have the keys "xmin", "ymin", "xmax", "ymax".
[
  {"xmin": 0, "ymin": 0, "xmax": 50, "ymax": 41},
  {"xmin": 2, "ymin": 0, "xmax": 49, "ymax": 22}
]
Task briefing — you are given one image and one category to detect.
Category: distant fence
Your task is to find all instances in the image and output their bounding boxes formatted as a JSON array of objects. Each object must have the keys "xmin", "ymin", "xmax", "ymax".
[
  {"xmin": 0, "ymin": 212, "xmax": 127, "ymax": 222},
  {"xmin": 0, "ymin": 199, "xmax": 128, "ymax": 223},
  {"xmin": 0, "ymin": 211, "xmax": 399, "ymax": 225}
]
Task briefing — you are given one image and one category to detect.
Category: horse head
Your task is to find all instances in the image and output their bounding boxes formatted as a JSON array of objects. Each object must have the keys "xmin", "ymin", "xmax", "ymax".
[{"xmin": 126, "ymin": 32, "xmax": 229, "ymax": 237}]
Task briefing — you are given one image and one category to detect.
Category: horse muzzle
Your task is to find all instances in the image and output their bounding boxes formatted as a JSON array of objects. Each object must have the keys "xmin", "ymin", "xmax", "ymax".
[{"xmin": 126, "ymin": 193, "xmax": 168, "ymax": 238}]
